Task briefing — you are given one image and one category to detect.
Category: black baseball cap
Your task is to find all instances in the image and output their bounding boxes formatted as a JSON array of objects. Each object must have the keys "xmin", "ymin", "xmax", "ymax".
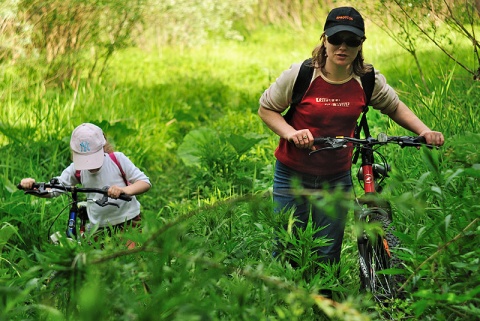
[{"xmin": 324, "ymin": 7, "xmax": 365, "ymax": 38}]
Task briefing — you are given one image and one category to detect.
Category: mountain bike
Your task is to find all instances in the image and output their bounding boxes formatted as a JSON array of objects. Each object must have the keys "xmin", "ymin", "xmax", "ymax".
[
  {"xmin": 17, "ymin": 178, "xmax": 132, "ymax": 244},
  {"xmin": 311, "ymin": 133, "xmax": 433, "ymax": 303}
]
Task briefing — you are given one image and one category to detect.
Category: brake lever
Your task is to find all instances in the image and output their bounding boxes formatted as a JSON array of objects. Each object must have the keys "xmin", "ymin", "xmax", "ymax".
[
  {"xmin": 95, "ymin": 194, "xmax": 120, "ymax": 208},
  {"xmin": 94, "ymin": 186, "xmax": 124, "ymax": 207},
  {"xmin": 309, "ymin": 141, "xmax": 347, "ymax": 155}
]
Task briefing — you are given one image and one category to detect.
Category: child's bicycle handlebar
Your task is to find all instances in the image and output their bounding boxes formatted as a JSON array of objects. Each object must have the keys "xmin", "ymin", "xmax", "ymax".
[
  {"xmin": 17, "ymin": 178, "xmax": 132, "ymax": 240},
  {"xmin": 17, "ymin": 178, "xmax": 132, "ymax": 205}
]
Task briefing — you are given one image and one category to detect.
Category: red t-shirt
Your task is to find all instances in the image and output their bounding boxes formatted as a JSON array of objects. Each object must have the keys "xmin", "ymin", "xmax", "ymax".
[{"xmin": 275, "ymin": 75, "xmax": 366, "ymax": 176}]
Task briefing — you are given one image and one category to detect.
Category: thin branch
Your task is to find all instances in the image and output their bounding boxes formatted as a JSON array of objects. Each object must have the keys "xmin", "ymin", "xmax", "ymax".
[
  {"xmin": 392, "ymin": 0, "xmax": 474, "ymax": 76},
  {"xmin": 398, "ymin": 217, "xmax": 479, "ymax": 293}
]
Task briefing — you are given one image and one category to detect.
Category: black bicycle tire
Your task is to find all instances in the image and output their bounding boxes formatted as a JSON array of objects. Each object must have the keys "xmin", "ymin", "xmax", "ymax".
[{"xmin": 358, "ymin": 208, "xmax": 405, "ymax": 301}]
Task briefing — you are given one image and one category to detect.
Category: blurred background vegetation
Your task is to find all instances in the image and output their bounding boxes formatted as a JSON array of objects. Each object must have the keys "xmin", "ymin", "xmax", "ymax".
[{"xmin": 0, "ymin": 0, "xmax": 479, "ymax": 320}]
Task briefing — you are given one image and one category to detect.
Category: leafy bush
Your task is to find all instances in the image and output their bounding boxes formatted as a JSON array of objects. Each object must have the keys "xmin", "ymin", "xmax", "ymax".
[{"xmin": 1, "ymin": 2, "xmax": 479, "ymax": 319}]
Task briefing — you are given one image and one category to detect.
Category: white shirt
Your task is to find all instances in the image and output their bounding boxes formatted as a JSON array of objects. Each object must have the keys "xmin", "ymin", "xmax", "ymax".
[{"xmin": 57, "ymin": 152, "xmax": 151, "ymax": 227}]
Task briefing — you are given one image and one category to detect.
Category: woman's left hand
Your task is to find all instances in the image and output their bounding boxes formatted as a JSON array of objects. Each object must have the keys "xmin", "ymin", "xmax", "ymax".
[{"xmin": 419, "ymin": 130, "xmax": 445, "ymax": 146}]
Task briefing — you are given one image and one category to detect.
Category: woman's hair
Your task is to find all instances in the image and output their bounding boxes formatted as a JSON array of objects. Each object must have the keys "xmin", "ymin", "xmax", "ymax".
[{"xmin": 311, "ymin": 33, "xmax": 372, "ymax": 76}]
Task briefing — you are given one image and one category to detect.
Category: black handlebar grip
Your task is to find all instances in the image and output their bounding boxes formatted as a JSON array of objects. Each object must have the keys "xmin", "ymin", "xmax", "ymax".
[
  {"xmin": 17, "ymin": 183, "xmax": 43, "ymax": 190},
  {"xmin": 119, "ymin": 193, "xmax": 132, "ymax": 202},
  {"xmin": 313, "ymin": 137, "xmax": 329, "ymax": 144},
  {"xmin": 415, "ymin": 136, "xmax": 427, "ymax": 144}
]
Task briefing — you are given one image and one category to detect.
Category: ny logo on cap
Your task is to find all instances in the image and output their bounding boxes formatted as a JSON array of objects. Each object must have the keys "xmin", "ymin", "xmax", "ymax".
[{"xmin": 79, "ymin": 141, "xmax": 91, "ymax": 153}]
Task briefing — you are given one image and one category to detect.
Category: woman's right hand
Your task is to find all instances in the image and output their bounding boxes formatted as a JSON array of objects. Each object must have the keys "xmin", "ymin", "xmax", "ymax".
[
  {"xmin": 287, "ymin": 129, "xmax": 314, "ymax": 149},
  {"xmin": 20, "ymin": 178, "xmax": 36, "ymax": 189},
  {"xmin": 258, "ymin": 106, "xmax": 316, "ymax": 150}
]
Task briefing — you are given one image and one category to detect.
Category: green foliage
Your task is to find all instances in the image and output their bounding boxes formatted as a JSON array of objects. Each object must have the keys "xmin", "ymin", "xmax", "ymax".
[
  {"xmin": 1, "ymin": 0, "xmax": 145, "ymax": 86},
  {"xmin": 145, "ymin": 0, "xmax": 256, "ymax": 45},
  {"xmin": 0, "ymin": 3, "xmax": 479, "ymax": 320},
  {"xmin": 177, "ymin": 127, "xmax": 266, "ymax": 195},
  {"xmin": 357, "ymin": 0, "xmax": 480, "ymax": 82}
]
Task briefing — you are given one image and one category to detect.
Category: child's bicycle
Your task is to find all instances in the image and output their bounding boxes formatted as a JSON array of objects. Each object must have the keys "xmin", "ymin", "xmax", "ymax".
[
  {"xmin": 311, "ymin": 133, "xmax": 434, "ymax": 303},
  {"xmin": 17, "ymin": 178, "xmax": 132, "ymax": 243},
  {"xmin": 17, "ymin": 179, "xmax": 147, "ymax": 314}
]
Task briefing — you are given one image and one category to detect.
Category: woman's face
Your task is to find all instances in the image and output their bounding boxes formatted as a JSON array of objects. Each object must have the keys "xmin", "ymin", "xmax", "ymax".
[{"xmin": 325, "ymin": 31, "xmax": 363, "ymax": 67}]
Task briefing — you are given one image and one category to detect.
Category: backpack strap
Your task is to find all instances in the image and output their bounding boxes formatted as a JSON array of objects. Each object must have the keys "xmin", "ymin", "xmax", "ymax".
[
  {"xmin": 74, "ymin": 152, "xmax": 129, "ymax": 186},
  {"xmin": 361, "ymin": 66, "xmax": 375, "ymax": 108},
  {"xmin": 353, "ymin": 67, "xmax": 376, "ymax": 164},
  {"xmin": 283, "ymin": 58, "xmax": 314, "ymax": 122},
  {"xmin": 75, "ymin": 170, "xmax": 81, "ymax": 183},
  {"xmin": 354, "ymin": 67, "xmax": 375, "ymax": 140},
  {"xmin": 108, "ymin": 152, "xmax": 130, "ymax": 186}
]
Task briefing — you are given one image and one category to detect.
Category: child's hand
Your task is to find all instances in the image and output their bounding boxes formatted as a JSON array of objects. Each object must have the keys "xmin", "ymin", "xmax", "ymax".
[
  {"xmin": 20, "ymin": 178, "xmax": 36, "ymax": 189},
  {"xmin": 108, "ymin": 185, "xmax": 126, "ymax": 199}
]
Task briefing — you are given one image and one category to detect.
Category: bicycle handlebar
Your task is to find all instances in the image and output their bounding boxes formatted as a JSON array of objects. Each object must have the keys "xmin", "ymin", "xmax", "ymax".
[
  {"xmin": 311, "ymin": 134, "xmax": 434, "ymax": 154},
  {"xmin": 17, "ymin": 180, "xmax": 132, "ymax": 203}
]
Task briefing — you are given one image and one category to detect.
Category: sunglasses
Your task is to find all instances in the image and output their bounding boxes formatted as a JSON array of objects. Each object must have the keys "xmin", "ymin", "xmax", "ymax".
[{"xmin": 327, "ymin": 34, "xmax": 363, "ymax": 47}]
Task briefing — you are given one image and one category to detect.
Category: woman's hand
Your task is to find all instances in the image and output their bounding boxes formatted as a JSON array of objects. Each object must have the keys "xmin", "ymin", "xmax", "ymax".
[
  {"xmin": 287, "ymin": 130, "xmax": 314, "ymax": 149},
  {"xmin": 419, "ymin": 130, "xmax": 445, "ymax": 146}
]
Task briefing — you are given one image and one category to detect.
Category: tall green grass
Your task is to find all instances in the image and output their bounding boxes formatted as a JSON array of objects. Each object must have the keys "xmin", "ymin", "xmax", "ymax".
[{"xmin": 0, "ymin": 23, "xmax": 478, "ymax": 320}]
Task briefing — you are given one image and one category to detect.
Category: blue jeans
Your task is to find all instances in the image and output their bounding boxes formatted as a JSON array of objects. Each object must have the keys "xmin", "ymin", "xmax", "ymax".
[{"xmin": 273, "ymin": 160, "xmax": 353, "ymax": 265}]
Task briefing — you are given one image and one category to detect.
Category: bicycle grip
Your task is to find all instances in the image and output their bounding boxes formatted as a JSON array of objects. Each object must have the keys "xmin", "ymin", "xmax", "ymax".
[
  {"xmin": 119, "ymin": 193, "xmax": 132, "ymax": 202},
  {"xmin": 407, "ymin": 136, "xmax": 436, "ymax": 149},
  {"xmin": 17, "ymin": 182, "xmax": 43, "ymax": 190},
  {"xmin": 313, "ymin": 137, "xmax": 329, "ymax": 144},
  {"xmin": 415, "ymin": 136, "xmax": 427, "ymax": 144}
]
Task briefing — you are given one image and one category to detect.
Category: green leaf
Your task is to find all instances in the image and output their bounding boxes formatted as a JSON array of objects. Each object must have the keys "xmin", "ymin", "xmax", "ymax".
[
  {"xmin": 421, "ymin": 148, "xmax": 440, "ymax": 176},
  {"xmin": 227, "ymin": 133, "xmax": 263, "ymax": 155},
  {"xmin": 0, "ymin": 223, "xmax": 22, "ymax": 253},
  {"xmin": 412, "ymin": 299, "xmax": 431, "ymax": 317},
  {"xmin": 177, "ymin": 127, "xmax": 219, "ymax": 167}
]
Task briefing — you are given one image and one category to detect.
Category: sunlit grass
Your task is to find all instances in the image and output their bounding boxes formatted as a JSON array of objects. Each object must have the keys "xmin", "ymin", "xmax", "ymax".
[{"xmin": 1, "ymin": 18, "xmax": 479, "ymax": 321}]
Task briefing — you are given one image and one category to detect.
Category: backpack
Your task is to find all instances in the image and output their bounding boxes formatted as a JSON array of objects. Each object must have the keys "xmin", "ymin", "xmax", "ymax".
[
  {"xmin": 283, "ymin": 58, "xmax": 375, "ymax": 139},
  {"xmin": 75, "ymin": 152, "xmax": 129, "ymax": 186}
]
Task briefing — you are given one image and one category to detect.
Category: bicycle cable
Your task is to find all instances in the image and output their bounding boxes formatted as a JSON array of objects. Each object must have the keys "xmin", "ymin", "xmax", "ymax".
[
  {"xmin": 46, "ymin": 202, "xmax": 71, "ymax": 241},
  {"xmin": 45, "ymin": 180, "xmax": 73, "ymax": 241}
]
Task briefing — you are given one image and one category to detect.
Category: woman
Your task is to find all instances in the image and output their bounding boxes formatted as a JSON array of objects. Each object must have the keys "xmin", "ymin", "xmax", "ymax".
[{"xmin": 258, "ymin": 6, "xmax": 444, "ymax": 292}]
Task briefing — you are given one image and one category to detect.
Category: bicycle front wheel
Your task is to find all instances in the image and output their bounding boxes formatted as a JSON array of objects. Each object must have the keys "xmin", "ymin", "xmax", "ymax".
[{"xmin": 357, "ymin": 208, "xmax": 405, "ymax": 302}]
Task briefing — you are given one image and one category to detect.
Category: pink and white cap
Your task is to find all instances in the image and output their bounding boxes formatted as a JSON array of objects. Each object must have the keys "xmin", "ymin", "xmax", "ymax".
[{"xmin": 70, "ymin": 123, "xmax": 106, "ymax": 170}]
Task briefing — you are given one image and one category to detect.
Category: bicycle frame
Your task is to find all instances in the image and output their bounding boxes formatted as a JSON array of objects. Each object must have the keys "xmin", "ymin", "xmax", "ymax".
[
  {"xmin": 354, "ymin": 138, "xmax": 396, "ymax": 300},
  {"xmin": 354, "ymin": 136, "xmax": 393, "ymax": 219}
]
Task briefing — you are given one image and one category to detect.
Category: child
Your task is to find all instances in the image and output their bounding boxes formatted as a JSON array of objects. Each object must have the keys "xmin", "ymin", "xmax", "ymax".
[{"xmin": 20, "ymin": 123, "xmax": 151, "ymax": 246}]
